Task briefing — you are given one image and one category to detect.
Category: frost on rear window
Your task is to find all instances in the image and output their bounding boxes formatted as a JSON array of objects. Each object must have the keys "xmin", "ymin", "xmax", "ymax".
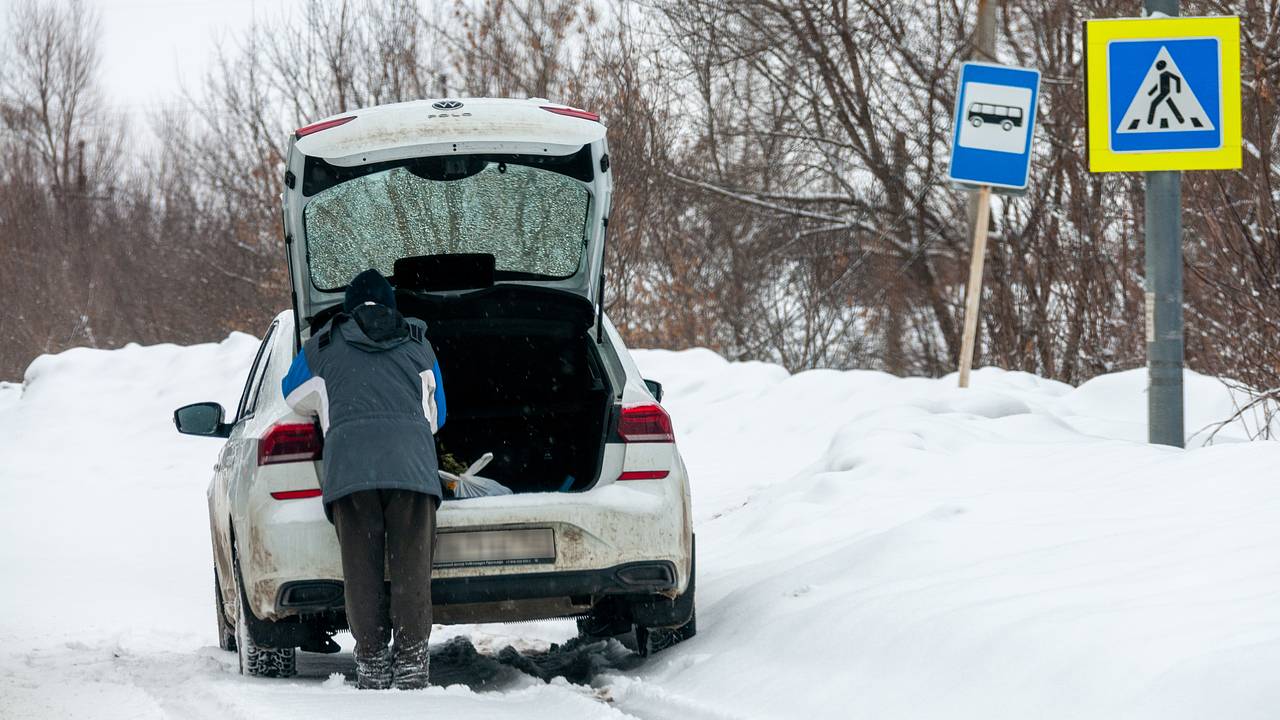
[{"xmin": 304, "ymin": 163, "xmax": 590, "ymax": 290}]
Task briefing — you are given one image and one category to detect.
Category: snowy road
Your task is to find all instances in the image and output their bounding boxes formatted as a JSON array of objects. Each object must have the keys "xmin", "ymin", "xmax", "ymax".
[{"xmin": 4, "ymin": 337, "xmax": 1280, "ymax": 719}]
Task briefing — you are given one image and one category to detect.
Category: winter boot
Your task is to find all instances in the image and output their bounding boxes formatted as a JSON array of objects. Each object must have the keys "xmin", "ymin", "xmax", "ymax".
[
  {"xmin": 392, "ymin": 639, "xmax": 430, "ymax": 690},
  {"xmin": 354, "ymin": 646, "xmax": 393, "ymax": 690}
]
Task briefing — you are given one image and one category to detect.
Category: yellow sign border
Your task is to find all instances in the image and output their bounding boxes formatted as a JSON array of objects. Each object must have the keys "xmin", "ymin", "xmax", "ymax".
[{"xmin": 1086, "ymin": 16, "xmax": 1241, "ymax": 173}]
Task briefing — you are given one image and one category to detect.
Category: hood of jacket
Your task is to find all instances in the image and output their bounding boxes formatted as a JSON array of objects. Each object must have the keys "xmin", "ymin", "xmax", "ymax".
[{"xmin": 338, "ymin": 305, "xmax": 414, "ymax": 352}]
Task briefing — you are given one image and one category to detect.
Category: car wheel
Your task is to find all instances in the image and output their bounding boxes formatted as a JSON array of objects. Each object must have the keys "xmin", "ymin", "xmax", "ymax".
[
  {"xmin": 636, "ymin": 608, "xmax": 697, "ymax": 657},
  {"xmin": 214, "ymin": 567, "xmax": 236, "ymax": 652},
  {"xmin": 1001, "ymin": 120, "xmax": 1013, "ymax": 131},
  {"xmin": 970, "ymin": 116, "xmax": 982, "ymax": 128},
  {"xmin": 232, "ymin": 555, "xmax": 296, "ymax": 678}
]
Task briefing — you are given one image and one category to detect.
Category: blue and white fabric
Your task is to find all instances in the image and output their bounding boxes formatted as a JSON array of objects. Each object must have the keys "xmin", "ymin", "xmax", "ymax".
[{"xmin": 281, "ymin": 311, "xmax": 446, "ymax": 517}]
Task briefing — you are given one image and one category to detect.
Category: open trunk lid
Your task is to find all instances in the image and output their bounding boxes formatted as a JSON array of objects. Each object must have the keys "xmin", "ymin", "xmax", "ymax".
[{"xmin": 281, "ymin": 97, "xmax": 612, "ymax": 338}]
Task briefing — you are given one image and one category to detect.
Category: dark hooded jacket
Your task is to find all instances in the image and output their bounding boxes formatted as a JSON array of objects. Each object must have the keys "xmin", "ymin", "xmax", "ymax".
[{"xmin": 280, "ymin": 304, "xmax": 446, "ymax": 518}]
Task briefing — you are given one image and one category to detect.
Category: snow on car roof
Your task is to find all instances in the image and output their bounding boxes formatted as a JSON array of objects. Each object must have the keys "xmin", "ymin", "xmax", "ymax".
[{"xmin": 294, "ymin": 97, "xmax": 607, "ymax": 163}]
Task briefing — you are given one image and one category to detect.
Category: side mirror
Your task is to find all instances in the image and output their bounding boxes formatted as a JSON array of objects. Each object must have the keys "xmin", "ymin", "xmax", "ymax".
[
  {"xmin": 643, "ymin": 379, "xmax": 664, "ymax": 403},
  {"xmin": 174, "ymin": 402, "xmax": 232, "ymax": 438}
]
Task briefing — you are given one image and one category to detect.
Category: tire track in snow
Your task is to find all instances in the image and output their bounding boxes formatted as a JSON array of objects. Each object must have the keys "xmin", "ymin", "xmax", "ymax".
[
  {"xmin": 0, "ymin": 641, "xmax": 251, "ymax": 720},
  {"xmin": 597, "ymin": 675, "xmax": 748, "ymax": 720},
  {"xmin": 105, "ymin": 645, "xmax": 254, "ymax": 720},
  {"xmin": 117, "ymin": 643, "xmax": 637, "ymax": 720}
]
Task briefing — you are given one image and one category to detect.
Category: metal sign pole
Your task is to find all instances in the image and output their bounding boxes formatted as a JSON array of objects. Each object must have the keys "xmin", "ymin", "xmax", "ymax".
[
  {"xmin": 1146, "ymin": 169, "xmax": 1184, "ymax": 446},
  {"xmin": 1144, "ymin": 0, "xmax": 1184, "ymax": 447}
]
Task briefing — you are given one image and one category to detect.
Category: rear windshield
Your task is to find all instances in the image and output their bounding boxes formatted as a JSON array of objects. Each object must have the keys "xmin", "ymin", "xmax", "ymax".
[{"xmin": 303, "ymin": 160, "xmax": 590, "ymax": 290}]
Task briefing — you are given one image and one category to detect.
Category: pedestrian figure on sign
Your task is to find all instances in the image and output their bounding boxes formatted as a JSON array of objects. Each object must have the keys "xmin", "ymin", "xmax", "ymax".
[
  {"xmin": 1146, "ymin": 60, "xmax": 1185, "ymax": 127},
  {"xmin": 281, "ymin": 268, "xmax": 447, "ymax": 690}
]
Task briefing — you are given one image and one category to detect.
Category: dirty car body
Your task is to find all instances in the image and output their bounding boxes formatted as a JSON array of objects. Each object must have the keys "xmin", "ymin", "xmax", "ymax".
[{"xmin": 180, "ymin": 98, "xmax": 694, "ymax": 669}]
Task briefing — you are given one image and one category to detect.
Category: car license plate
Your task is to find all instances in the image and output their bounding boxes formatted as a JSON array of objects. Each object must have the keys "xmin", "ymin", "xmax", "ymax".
[{"xmin": 433, "ymin": 528, "xmax": 556, "ymax": 568}]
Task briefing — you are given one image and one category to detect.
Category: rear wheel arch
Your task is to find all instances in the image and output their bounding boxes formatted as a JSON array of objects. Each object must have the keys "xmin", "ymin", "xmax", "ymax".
[
  {"xmin": 578, "ymin": 540, "xmax": 697, "ymax": 656},
  {"xmin": 225, "ymin": 521, "xmax": 254, "ymax": 622},
  {"xmin": 213, "ymin": 566, "xmax": 236, "ymax": 652},
  {"xmin": 210, "ymin": 516, "xmax": 236, "ymax": 626}
]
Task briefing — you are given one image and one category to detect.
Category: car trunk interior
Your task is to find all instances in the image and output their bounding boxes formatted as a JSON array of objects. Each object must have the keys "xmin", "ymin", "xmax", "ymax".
[{"xmin": 393, "ymin": 285, "xmax": 613, "ymax": 496}]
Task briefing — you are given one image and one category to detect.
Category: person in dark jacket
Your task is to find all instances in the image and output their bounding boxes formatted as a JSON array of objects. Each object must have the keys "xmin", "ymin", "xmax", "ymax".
[{"xmin": 280, "ymin": 268, "xmax": 446, "ymax": 690}]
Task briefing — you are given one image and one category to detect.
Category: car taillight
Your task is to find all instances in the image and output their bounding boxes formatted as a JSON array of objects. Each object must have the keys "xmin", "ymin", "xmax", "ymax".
[
  {"xmin": 295, "ymin": 115, "xmax": 356, "ymax": 138},
  {"xmin": 258, "ymin": 423, "xmax": 323, "ymax": 466},
  {"xmin": 618, "ymin": 404, "xmax": 674, "ymax": 443},
  {"xmin": 618, "ymin": 470, "xmax": 670, "ymax": 481},
  {"xmin": 270, "ymin": 488, "xmax": 323, "ymax": 500},
  {"xmin": 540, "ymin": 105, "xmax": 600, "ymax": 122}
]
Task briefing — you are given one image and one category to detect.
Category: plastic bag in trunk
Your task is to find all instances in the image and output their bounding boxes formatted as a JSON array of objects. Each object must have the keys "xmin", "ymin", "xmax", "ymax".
[{"xmin": 438, "ymin": 452, "xmax": 513, "ymax": 499}]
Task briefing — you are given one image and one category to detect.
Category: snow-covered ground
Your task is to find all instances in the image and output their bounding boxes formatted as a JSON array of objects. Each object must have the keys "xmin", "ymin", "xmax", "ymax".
[{"xmin": 3, "ymin": 337, "xmax": 1280, "ymax": 719}]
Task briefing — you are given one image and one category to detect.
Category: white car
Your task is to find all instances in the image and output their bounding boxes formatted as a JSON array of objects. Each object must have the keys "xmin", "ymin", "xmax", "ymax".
[{"xmin": 174, "ymin": 98, "xmax": 695, "ymax": 678}]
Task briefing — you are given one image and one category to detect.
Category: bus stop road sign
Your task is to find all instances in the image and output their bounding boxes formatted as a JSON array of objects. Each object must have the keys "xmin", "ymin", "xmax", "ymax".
[
  {"xmin": 1086, "ymin": 16, "xmax": 1241, "ymax": 172},
  {"xmin": 948, "ymin": 62, "xmax": 1041, "ymax": 191}
]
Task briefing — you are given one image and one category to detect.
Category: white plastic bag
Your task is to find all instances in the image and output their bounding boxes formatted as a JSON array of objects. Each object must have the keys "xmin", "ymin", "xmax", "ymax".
[{"xmin": 438, "ymin": 452, "xmax": 512, "ymax": 498}]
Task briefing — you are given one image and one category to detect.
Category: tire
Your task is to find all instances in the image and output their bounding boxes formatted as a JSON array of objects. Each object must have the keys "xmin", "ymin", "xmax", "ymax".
[
  {"xmin": 1001, "ymin": 120, "xmax": 1013, "ymax": 131},
  {"xmin": 214, "ymin": 567, "xmax": 236, "ymax": 652},
  {"xmin": 970, "ymin": 116, "xmax": 982, "ymax": 128},
  {"xmin": 232, "ymin": 554, "xmax": 296, "ymax": 678},
  {"xmin": 636, "ymin": 609, "xmax": 696, "ymax": 657}
]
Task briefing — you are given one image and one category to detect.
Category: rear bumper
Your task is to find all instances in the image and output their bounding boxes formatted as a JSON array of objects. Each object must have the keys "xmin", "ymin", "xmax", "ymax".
[
  {"xmin": 281, "ymin": 560, "xmax": 676, "ymax": 611},
  {"xmin": 236, "ymin": 460, "xmax": 693, "ymax": 622},
  {"xmin": 244, "ymin": 554, "xmax": 689, "ymax": 647},
  {"xmin": 274, "ymin": 558, "xmax": 679, "ymax": 626}
]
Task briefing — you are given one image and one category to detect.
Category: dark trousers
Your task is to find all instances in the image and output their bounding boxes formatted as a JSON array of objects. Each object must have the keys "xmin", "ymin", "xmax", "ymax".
[{"xmin": 331, "ymin": 489, "xmax": 437, "ymax": 657}]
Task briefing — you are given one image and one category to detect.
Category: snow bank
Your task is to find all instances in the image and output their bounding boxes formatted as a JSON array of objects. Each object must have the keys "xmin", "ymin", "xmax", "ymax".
[
  {"xmin": 632, "ymin": 352, "xmax": 1280, "ymax": 720},
  {"xmin": 0, "ymin": 335, "xmax": 260, "ymax": 646},
  {"xmin": 3, "ymin": 340, "xmax": 1280, "ymax": 719}
]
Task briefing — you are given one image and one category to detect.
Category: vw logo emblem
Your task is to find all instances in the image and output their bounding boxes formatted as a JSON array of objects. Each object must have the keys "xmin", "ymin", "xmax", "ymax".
[{"xmin": 432, "ymin": 100, "xmax": 464, "ymax": 110}]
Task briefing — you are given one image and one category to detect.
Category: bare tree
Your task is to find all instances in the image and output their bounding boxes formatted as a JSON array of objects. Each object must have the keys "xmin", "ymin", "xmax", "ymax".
[
  {"xmin": 0, "ymin": 0, "xmax": 127, "ymax": 366},
  {"xmin": 441, "ymin": 0, "xmax": 591, "ymax": 99},
  {"xmin": 1180, "ymin": 0, "xmax": 1280, "ymax": 395},
  {"xmin": 649, "ymin": 0, "xmax": 977, "ymax": 372},
  {"xmin": 1, "ymin": 0, "xmax": 121, "ymax": 194},
  {"xmin": 3, "ymin": 0, "xmax": 1278, "ymax": 403}
]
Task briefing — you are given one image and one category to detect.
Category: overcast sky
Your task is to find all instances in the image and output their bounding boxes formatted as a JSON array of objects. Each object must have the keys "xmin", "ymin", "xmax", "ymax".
[{"xmin": 1, "ymin": 0, "xmax": 305, "ymax": 120}]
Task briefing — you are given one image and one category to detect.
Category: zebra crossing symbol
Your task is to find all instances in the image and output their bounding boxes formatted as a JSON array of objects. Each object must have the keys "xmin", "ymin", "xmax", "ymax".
[
  {"xmin": 1085, "ymin": 16, "xmax": 1241, "ymax": 172},
  {"xmin": 1116, "ymin": 47, "xmax": 1213, "ymax": 133}
]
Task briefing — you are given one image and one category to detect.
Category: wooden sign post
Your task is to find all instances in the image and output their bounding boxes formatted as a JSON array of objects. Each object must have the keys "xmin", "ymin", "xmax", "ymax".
[{"xmin": 957, "ymin": 185, "xmax": 991, "ymax": 389}]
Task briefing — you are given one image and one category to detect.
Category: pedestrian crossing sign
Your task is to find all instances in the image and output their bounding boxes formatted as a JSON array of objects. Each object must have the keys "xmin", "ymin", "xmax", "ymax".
[{"xmin": 1085, "ymin": 16, "xmax": 1241, "ymax": 172}]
